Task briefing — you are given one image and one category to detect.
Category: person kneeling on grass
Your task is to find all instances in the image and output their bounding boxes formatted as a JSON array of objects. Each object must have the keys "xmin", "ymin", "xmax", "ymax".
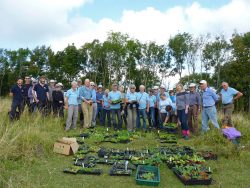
[
  {"xmin": 64, "ymin": 81, "xmax": 79, "ymax": 131},
  {"xmin": 159, "ymin": 93, "xmax": 173, "ymax": 126}
]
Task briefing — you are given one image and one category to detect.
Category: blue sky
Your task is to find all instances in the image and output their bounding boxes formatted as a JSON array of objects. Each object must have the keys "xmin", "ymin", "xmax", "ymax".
[{"xmin": 71, "ymin": 0, "xmax": 231, "ymax": 21}]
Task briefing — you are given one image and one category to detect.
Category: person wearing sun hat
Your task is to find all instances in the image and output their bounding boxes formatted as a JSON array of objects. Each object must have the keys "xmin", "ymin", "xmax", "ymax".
[
  {"xmin": 52, "ymin": 83, "xmax": 64, "ymax": 118},
  {"xmin": 28, "ymin": 79, "xmax": 38, "ymax": 113},
  {"xmin": 188, "ymin": 83, "xmax": 201, "ymax": 134},
  {"xmin": 95, "ymin": 84, "xmax": 104, "ymax": 126}
]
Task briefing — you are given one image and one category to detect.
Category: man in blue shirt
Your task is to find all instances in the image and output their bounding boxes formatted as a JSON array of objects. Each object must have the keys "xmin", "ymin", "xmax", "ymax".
[
  {"xmin": 79, "ymin": 79, "xmax": 95, "ymax": 128},
  {"xmin": 199, "ymin": 80, "xmax": 220, "ymax": 132},
  {"xmin": 108, "ymin": 83, "xmax": 122, "ymax": 130},
  {"xmin": 146, "ymin": 88, "xmax": 156, "ymax": 128},
  {"xmin": 220, "ymin": 82, "xmax": 243, "ymax": 126},
  {"xmin": 65, "ymin": 81, "xmax": 79, "ymax": 131},
  {"xmin": 102, "ymin": 89, "xmax": 111, "ymax": 127},
  {"xmin": 95, "ymin": 85, "xmax": 104, "ymax": 126},
  {"xmin": 9, "ymin": 78, "xmax": 24, "ymax": 120},
  {"xmin": 125, "ymin": 84, "xmax": 138, "ymax": 132},
  {"xmin": 136, "ymin": 85, "xmax": 148, "ymax": 131},
  {"xmin": 33, "ymin": 76, "xmax": 49, "ymax": 116}
]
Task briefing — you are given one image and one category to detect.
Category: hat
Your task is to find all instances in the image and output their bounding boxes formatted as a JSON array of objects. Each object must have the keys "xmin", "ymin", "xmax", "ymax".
[
  {"xmin": 189, "ymin": 83, "xmax": 196, "ymax": 87},
  {"xmin": 98, "ymin": 84, "xmax": 103, "ymax": 88},
  {"xmin": 90, "ymin": 82, "xmax": 95, "ymax": 86},
  {"xmin": 57, "ymin": 82, "xmax": 63, "ymax": 87},
  {"xmin": 153, "ymin": 86, "xmax": 159, "ymax": 90},
  {"xmin": 49, "ymin": 79, "xmax": 56, "ymax": 83},
  {"xmin": 199, "ymin": 80, "xmax": 207, "ymax": 84},
  {"xmin": 160, "ymin": 84, "xmax": 166, "ymax": 89}
]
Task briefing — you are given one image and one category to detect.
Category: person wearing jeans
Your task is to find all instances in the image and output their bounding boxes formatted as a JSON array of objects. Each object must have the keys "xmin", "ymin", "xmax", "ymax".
[
  {"xmin": 102, "ymin": 89, "xmax": 111, "ymax": 127},
  {"xmin": 125, "ymin": 85, "xmax": 137, "ymax": 132},
  {"xmin": 199, "ymin": 80, "xmax": 220, "ymax": 132},
  {"xmin": 108, "ymin": 83, "xmax": 122, "ymax": 130},
  {"xmin": 176, "ymin": 83, "xmax": 190, "ymax": 139},
  {"xmin": 146, "ymin": 88, "xmax": 156, "ymax": 128},
  {"xmin": 136, "ymin": 85, "xmax": 148, "ymax": 131},
  {"xmin": 65, "ymin": 81, "xmax": 79, "ymax": 131},
  {"xmin": 96, "ymin": 85, "xmax": 104, "ymax": 126}
]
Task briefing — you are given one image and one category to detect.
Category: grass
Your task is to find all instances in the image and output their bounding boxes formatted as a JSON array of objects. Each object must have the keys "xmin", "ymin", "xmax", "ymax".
[{"xmin": 0, "ymin": 98, "xmax": 250, "ymax": 188}]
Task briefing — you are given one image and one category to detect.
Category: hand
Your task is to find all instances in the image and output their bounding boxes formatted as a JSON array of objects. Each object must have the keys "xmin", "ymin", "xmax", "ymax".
[
  {"xmin": 36, "ymin": 100, "xmax": 39, "ymax": 103},
  {"xmin": 146, "ymin": 108, "xmax": 149, "ymax": 113},
  {"xmin": 64, "ymin": 105, "xmax": 68, "ymax": 110}
]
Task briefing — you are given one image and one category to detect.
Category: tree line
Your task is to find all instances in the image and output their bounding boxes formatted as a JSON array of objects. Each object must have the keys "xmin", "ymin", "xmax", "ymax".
[{"xmin": 0, "ymin": 31, "xmax": 249, "ymax": 111}]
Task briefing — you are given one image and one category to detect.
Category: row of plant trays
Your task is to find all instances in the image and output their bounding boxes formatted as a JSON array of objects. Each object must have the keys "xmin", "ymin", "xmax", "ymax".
[{"xmin": 63, "ymin": 166, "xmax": 103, "ymax": 175}]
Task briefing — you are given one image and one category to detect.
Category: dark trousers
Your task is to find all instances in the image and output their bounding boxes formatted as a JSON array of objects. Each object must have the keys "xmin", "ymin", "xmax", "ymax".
[
  {"xmin": 52, "ymin": 102, "xmax": 64, "ymax": 118},
  {"xmin": 9, "ymin": 100, "xmax": 23, "ymax": 120},
  {"xmin": 78, "ymin": 104, "xmax": 84, "ymax": 126},
  {"xmin": 29, "ymin": 102, "xmax": 37, "ymax": 113},
  {"xmin": 23, "ymin": 96, "xmax": 30, "ymax": 111},
  {"xmin": 177, "ymin": 109, "xmax": 189, "ymax": 131},
  {"xmin": 96, "ymin": 106, "xmax": 104, "ymax": 125},
  {"xmin": 37, "ymin": 101, "xmax": 48, "ymax": 116},
  {"xmin": 111, "ymin": 109, "xmax": 122, "ymax": 130},
  {"xmin": 154, "ymin": 107, "xmax": 160, "ymax": 128},
  {"xmin": 103, "ymin": 109, "xmax": 111, "ymax": 127},
  {"xmin": 121, "ymin": 104, "xmax": 127, "ymax": 126}
]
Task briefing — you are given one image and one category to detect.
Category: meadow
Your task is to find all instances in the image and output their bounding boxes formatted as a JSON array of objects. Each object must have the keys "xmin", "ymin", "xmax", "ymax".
[{"xmin": 0, "ymin": 98, "xmax": 250, "ymax": 188}]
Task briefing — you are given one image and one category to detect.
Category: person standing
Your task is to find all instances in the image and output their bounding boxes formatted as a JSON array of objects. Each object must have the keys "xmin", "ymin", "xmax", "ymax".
[
  {"xmin": 159, "ymin": 93, "xmax": 173, "ymax": 125},
  {"xmin": 77, "ymin": 79, "xmax": 84, "ymax": 127},
  {"xmin": 22, "ymin": 76, "xmax": 31, "ymax": 111},
  {"xmin": 199, "ymin": 80, "xmax": 220, "ymax": 132},
  {"xmin": 96, "ymin": 85, "xmax": 104, "ymax": 126},
  {"xmin": 119, "ymin": 85, "xmax": 128, "ymax": 127},
  {"xmin": 52, "ymin": 83, "xmax": 64, "ymax": 118},
  {"xmin": 65, "ymin": 81, "xmax": 79, "ymax": 131},
  {"xmin": 48, "ymin": 79, "xmax": 56, "ymax": 113},
  {"xmin": 28, "ymin": 79, "xmax": 37, "ymax": 113},
  {"xmin": 220, "ymin": 82, "xmax": 243, "ymax": 127},
  {"xmin": 125, "ymin": 84, "xmax": 138, "ymax": 132},
  {"xmin": 102, "ymin": 89, "xmax": 111, "ymax": 127},
  {"xmin": 153, "ymin": 86, "xmax": 160, "ymax": 129},
  {"xmin": 9, "ymin": 78, "xmax": 24, "ymax": 121},
  {"xmin": 90, "ymin": 82, "xmax": 97, "ymax": 127},
  {"xmin": 79, "ymin": 79, "xmax": 95, "ymax": 128},
  {"xmin": 146, "ymin": 88, "xmax": 156, "ymax": 128},
  {"xmin": 136, "ymin": 85, "xmax": 148, "ymax": 131},
  {"xmin": 188, "ymin": 83, "xmax": 201, "ymax": 135},
  {"xmin": 33, "ymin": 76, "xmax": 49, "ymax": 116},
  {"xmin": 176, "ymin": 83, "xmax": 190, "ymax": 139},
  {"xmin": 108, "ymin": 83, "xmax": 122, "ymax": 131}
]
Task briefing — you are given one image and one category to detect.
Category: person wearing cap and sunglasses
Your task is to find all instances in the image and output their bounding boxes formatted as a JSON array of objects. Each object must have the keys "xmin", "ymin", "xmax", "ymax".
[
  {"xmin": 219, "ymin": 81, "xmax": 243, "ymax": 127},
  {"xmin": 108, "ymin": 83, "xmax": 122, "ymax": 131},
  {"xmin": 48, "ymin": 79, "xmax": 56, "ymax": 114},
  {"xmin": 199, "ymin": 80, "xmax": 220, "ymax": 132},
  {"xmin": 188, "ymin": 83, "xmax": 201, "ymax": 135},
  {"xmin": 79, "ymin": 79, "xmax": 96, "ymax": 128},
  {"xmin": 52, "ymin": 83, "xmax": 64, "ymax": 118},
  {"xmin": 28, "ymin": 79, "xmax": 38, "ymax": 113}
]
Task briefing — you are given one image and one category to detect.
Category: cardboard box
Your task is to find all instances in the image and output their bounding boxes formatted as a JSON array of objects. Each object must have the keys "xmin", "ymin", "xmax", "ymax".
[{"xmin": 53, "ymin": 137, "xmax": 79, "ymax": 155}]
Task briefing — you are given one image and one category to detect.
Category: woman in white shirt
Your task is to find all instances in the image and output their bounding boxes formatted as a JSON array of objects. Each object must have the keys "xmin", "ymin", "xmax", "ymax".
[{"xmin": 159, "ymin": 93, "xmax": 173, "ymax": 125}]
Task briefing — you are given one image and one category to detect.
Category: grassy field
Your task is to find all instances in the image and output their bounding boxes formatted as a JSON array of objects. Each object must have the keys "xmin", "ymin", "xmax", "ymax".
[{"xmin": 0, "ymin": 98, "xmax": 250, "ymax": 188}]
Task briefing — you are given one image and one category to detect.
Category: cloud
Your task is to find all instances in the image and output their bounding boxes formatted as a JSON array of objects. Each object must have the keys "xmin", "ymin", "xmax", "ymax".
[{"xmin": 1, "ymin": 0, "xmax": 250, "ymax": 50}]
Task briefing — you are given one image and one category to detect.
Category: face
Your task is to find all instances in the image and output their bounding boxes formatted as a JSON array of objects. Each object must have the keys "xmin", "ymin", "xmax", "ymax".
[
  {"xmin": 50, "ymin": 82, "xmax": 55, "ymax": 87},
  {"xmin": 77, "ymin": 81, "xmax": 82, "ymax": 86},
  {"xmin": 119, "ymin": 87, "xmax": 124, "ymax": 93},
  {"xmin": 130, "ymin": 87, "xmax": 135, "ymax": 93},
  {"xmin": 160, "ymin": 88, "xmax": 165, "ymax": 93},
  {"xmin": 189, "ymin": 87, "xmax": 195, "ymax": 92},
  {"xmin": 169, "ymin": 91, "xmax": 174, "ymax": 96},
  {"xmin": 25, "ymin": 77, "xmax": 30, "ymax": 83},
  {"xmin": 140, "ymin": 86, "xmax": 145, "ymax": 92},
  {"xmin": 85, "ymin": 79, "xmax": 90, "ymax": 87},
  {"xmin": 154, "ymin": 89, "xmax": 158, "ymax": 95},
  {"xmin": 176, "ymin": 85, "xmax": 182, "ymax": 92},
  {"xmin": 17, "ymin": 79, "xmax": 23, "ymax": 86},
  {"xmin": 222, "ymin": 83, "xmax": 228, "ymax": 90},
  {"xmin": 199, "ymin": 83, "xmax": 206, "ymax": 90},
  {"xmin": 98, "ymin": 87, "xmax": 103, "ymax": 92},
  {"xmin": 112, "ymin": 85, "xmax": 118, "ymax": 91},
  {"xmin": 55, "ymin": 86, "xmax": 61, "ymax": 91},
  {"xmin": 40, "ymin": 78, "xmax": 46, "ymax": 84},
  {"xmin": 72, "ymin": 83, "xmax": 77, "ymax": 90}
]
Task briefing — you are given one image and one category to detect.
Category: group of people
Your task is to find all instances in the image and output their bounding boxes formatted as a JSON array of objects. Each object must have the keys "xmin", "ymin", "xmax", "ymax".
[{"xmin": 9, "ymin": 76, "xmax": 243, "ymax": 140}]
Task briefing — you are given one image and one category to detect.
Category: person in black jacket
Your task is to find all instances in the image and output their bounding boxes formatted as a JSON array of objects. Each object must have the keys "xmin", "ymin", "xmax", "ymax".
[{"xmin": 52, "ymin": 83, "xmax": 64, "ymax": 117}]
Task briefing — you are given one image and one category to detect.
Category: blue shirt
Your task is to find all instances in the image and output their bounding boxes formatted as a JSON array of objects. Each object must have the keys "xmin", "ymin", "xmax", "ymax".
[
  {"xmin": 220, "ymin": 87, "xmax": 238, "ymax": 104},
  {"xmin": 157, "ymin": 92, "xmax": 170, "ymax": 102},
  {"xmin": 34, "ymin": 83, "xmax": 49, "ymax": 102},
  {"xmin": 108, "ymin": 91, "xmax": 122, "ymax": 109},
  {"xmin": 126, "ymin": 92, "xmax": 137, "ymax": 107},
  {"xmin": 11, "ymin": 85, "xmax": 24, "ymax": 103},
  {"xmin": 147, "ymin": 95, "xmax": 156, "ymax": 108},
  {"xmin": 202, "ymin": 87, "xmax": 218, "ymax": 107},
  {"xmin": 79, "ymin": 86, "xmax": 95, "ymax": 101},
  {"xmin": 103, "ymin": 95, "xmax": 110, "ymax": 110},
  {"xmin": 96, "ymin": 92, "xmax": 104, "ymax": 107},
  {"xmin": 77, "ymin": 87, "xmax": 82, "ymax": 104},
  {"xmin": 66, "ymin": 89, "xmax": 79, "ymax": 106},
  {"xmin": 170, "ymin": 95, "xmax": 176, "ymax": 103},
  {"xmin": 136, "ymin": 92, "xmax": 148, "ymax": 109}
]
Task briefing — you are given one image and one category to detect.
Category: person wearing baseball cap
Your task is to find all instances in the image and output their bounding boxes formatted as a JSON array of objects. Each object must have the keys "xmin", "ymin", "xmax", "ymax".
[
  {"xmin": 52, "ymin": 83, "xmax": 64, "ymax": 118},
  {"xmin": 48, "ymin": 79, "xmax": 56, "ymax": 113},
  {"xmin": 188, "ymin": 83, "xmax": 201, "ymax": 135},
  {"xmin": 96, "ymin": 84, "xmax": 104, "ymax": 126},
  {"xmin": 146, "ymin": 88, "xmax": 157, "ymax": 128},
  {"xmin": 199, "ymin": 80, "xmax": 220, "ymax": 132}
]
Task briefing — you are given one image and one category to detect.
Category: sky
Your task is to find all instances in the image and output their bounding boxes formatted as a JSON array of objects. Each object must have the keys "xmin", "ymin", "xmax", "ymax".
[{"xmin": 1, "ymin": 0, "xmax": 250, "ymax": 51}]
